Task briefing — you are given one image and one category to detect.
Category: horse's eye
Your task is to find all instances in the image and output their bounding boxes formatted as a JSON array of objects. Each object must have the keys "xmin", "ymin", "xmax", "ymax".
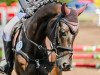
[
  {"xmin": 61, "ymin": 29, "xmax": 65, "ymax": 33},
  {"xmin": 60, "ymin": 29, "xmax": 67, "ymax": 36}
]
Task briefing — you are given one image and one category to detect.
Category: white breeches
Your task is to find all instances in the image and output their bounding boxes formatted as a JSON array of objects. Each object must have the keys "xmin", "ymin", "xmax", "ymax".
[{"xmin": 3, "ymin": 12, "xmax": 26, "ymax": 41}]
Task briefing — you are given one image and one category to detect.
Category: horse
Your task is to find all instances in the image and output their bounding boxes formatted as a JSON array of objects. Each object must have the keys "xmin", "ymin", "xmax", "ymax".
[{"xmin": 9, "ymin": 2, "xmax": 87, "ymax": 75}]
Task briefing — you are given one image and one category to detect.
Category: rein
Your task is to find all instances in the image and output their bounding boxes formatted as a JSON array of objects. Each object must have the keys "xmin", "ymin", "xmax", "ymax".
[
  {"xmin": 12, "ymin": 20, "xmax": 56, "ymax": 69},
  {"xmin": 13, "ymin": 13, "xmax": 77, "ymax": 70},
  {"xmin": 18, "ymin": 13, "xmax": 75, "ymax": 61}
]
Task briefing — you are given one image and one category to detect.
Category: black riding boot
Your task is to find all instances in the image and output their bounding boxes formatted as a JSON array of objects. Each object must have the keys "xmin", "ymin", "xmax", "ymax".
[{"xmin": 0, "ymin": 41, "xmax": 14, "ymax": 74}]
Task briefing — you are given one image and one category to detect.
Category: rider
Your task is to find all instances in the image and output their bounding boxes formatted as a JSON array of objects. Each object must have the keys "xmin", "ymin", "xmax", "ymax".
[{"xmin": 0, "ymin": 0, "xmax": 61, "ymax": 74}]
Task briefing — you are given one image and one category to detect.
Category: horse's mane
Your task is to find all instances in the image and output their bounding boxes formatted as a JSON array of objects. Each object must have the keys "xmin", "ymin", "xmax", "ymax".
[
  {"xmin": 32, "ymin": 2, "xmax": 62, "ymax": 22},
  {"xmin": 24, "ymin": 2, "xmax": 62, "ymax": 41},
  {"xmin": 24, "ymin": 3, "xmax": 61, "ymax": 25}
]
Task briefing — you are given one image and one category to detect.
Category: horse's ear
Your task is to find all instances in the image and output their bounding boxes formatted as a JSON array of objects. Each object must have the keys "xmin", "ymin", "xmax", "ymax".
[
  {"xmin": 61, "ymin": 3, "xmax": 70, "ymax": 15},
  {"xmin": 76, "ymin": 4, "xmax": 88, "ymax": 16}
]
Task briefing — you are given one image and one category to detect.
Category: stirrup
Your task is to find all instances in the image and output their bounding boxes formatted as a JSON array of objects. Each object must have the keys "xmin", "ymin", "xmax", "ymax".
[
  {"xmin": 0, "ymin": 64, "xmax": 10, "ymax": 74},
  {"xmin": 0, "ymin": 60, "xmax": 10, "ymax": 74},
  {"xmin": 0, "ymin": 67, "xmax": 6, "ymax": 74}
]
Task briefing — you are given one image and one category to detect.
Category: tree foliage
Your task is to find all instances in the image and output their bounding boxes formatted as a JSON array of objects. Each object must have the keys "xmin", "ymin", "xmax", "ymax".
[
  {"xmin": 0, "ymin": 0, "xmax": 17, "ymax": 6},
  {"xmin": 0, "ymin": 0, "xmax": 73, "ymax": 6},
  {"xmin": 58, "ymin": 0, "xmax": 73, "ymax": 4}
]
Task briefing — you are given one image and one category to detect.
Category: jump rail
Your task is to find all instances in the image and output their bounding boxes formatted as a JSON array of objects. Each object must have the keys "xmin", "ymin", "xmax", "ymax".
[
  {"xmin": 72, "ymin": 63, "xmax": 100, "ymax": 69},
  {"xmin": 73, "ymin": 46, "xmax": 100, "ymax": 52},
  {"xmin": 73, "ymin": 54, "xmax": 100, "ymax": 59}
]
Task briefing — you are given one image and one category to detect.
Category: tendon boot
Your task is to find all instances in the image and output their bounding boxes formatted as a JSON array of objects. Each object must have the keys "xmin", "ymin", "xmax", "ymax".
[{"xmin": 0, "ymin": 41, "xmax": 14, "ymax": 74}]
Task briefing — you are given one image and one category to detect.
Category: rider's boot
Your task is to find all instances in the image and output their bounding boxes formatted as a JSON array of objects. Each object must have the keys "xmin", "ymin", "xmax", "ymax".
[{"xmin": 0, "ymin": 40, "xmax": 14, "ymax": 74}]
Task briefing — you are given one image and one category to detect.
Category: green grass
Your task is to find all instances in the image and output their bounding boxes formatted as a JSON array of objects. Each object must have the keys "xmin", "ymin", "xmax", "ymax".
[{"xmin": 0, "ymin": 50, "xmax": 2, "ymax": 58}]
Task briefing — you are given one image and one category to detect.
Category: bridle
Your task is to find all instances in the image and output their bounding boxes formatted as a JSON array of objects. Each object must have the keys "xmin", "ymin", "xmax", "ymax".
[
  {"xmin": 47, "ymin": 13, "xmax": 79, "ymax": 71},
  {"xmin": 12, "ymin": 13, "xmax": 78, "ymax": 71},
  {"xmin": 48, "ymin": 13, "xmax": 78, "ymax": 56}
]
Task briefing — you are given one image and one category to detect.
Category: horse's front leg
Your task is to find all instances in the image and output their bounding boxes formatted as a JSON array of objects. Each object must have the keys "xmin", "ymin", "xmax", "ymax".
[
  {"xmin": 48, "ymin": 66, "xmax": 62, "ymax": 75},
  {"xmin": 14, "ymin": 54, "xmax": 28, "ymax": 75}
]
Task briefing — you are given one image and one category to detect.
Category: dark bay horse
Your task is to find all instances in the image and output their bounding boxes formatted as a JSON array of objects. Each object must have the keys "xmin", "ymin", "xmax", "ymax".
[{"xmin": 10, "ymin": 2, "xmax": 87, "ymax": 75}]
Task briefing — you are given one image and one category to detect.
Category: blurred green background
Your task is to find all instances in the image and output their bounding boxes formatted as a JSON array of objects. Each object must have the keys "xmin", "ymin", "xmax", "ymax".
[
  {"xmin": 0, "ymin": 0, "xmax": 72, "ymax": 6},
  {"xmin": 0, "ymin": 0, "xmax": 17, "ymax": 6}
]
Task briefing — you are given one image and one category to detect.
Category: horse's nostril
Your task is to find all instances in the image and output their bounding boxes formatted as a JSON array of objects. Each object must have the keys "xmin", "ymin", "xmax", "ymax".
[
  {"xmin": 63, "ymin": 63, "xmax": 71, "ymax": 71},
  {"xmin": 63, "ymin": 62, "xmax": 67, "ymax": 67}
]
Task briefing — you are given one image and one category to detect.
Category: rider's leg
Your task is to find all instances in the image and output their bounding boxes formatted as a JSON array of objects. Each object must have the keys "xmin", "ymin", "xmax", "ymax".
[{"xmin": 0, "ymin": 12, "xmax": 26, "ymax": 74}]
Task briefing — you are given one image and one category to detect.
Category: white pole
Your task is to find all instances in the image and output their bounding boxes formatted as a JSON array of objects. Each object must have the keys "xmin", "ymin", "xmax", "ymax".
[
  {"xmin": 95, "ymin": 9, "xmax": 100, "ymax": 27},
  {"xmin": 0, "ymin": 8, "xmax": 7, "ymax": 26},
  {"xmin": 98, "ymin": 14, "xmax": 100, "ymax": 26}
]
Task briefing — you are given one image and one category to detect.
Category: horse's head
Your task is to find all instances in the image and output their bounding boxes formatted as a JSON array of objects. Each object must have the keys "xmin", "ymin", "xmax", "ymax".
[{"xmin": 46, "ymin": 4, "xmax": 87, "ymax": 71}]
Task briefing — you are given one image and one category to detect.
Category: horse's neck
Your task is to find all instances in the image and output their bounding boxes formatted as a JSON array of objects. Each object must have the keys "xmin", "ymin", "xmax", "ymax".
[{"xmin": 24, "ymin": 3, "xmax": 62, "ymax": 46}]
